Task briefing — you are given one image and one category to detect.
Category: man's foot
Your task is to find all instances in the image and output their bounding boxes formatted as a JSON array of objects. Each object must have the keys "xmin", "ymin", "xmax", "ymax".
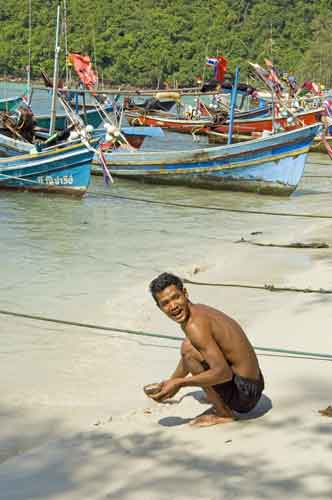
[{"xmin": 189, "ymin": 414, "xmax": 234, "ymax": 427}]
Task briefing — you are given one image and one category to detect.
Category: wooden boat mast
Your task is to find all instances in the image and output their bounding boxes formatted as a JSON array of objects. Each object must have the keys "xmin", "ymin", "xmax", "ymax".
[
  {"xmin": 49, "ymin": 5, "xmax": 61, "ymax": 136},
  {"xmin": 27, "ymin": 0, "xmax": 32, "ymax": 95},
  {"xmin": 63, "ymin": 0, "xmax": 70, "ymax": 87}
]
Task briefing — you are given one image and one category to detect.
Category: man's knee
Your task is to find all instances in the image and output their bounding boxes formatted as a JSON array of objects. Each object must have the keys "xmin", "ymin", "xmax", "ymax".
[{"xmin": 181, "ymin": 339, "xmax": 203, "ymax": 362}]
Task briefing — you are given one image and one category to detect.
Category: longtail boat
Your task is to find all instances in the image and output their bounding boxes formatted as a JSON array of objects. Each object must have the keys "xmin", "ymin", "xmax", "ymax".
[
  {"xmin": 212, "ymin": 108, "xmax": 322, "ymax": 134},
  {"xmin": 92, "ymin": 124, "xmax": 321, "ymax": 196}
]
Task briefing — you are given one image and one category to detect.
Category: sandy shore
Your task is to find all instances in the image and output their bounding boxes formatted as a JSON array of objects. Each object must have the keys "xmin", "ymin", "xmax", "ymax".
[{"xmin": 0, "ymin": 217, "xmax": 332, "ymax": 499}]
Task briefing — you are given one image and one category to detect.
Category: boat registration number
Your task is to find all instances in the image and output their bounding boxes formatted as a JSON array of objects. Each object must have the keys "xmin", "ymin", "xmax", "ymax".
[{"xmin": 37, "ymin": 175, "xmax": 74, "ymax": 185}]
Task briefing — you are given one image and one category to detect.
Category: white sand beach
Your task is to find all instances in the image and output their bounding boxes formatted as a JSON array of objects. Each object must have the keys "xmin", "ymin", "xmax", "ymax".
[{"xmin": 1, "ymin": 215, "xmax": 332, "ymax": 500}]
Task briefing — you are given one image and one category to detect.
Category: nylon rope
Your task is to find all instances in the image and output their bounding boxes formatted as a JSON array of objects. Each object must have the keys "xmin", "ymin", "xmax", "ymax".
[
  {"xmin": 88, "ymin": 191, "xmax": 332, "ymax": 219},
  {"xmin": 304, "ymin": 174, "xmax": 332, "ymax": 179},
  {"xmin": 0, "ymin": 308, "xmax": 331, "ymax": 361}
]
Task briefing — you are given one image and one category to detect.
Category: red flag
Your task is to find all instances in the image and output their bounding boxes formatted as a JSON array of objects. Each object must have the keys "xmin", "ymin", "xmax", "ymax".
[
  {"xmin": 215, "ymin": 56, "xmax": 228, "ymax": 83},
  {"xmin": 68, "ymin": 53, "xmax": 97, "ymax": 90},
  {"xmin": 302, "ymin": 80, "xmax": 321, "ymax": 95}
]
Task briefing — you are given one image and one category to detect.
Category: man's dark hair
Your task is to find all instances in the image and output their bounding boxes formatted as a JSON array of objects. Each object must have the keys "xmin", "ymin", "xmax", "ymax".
[{"xmin": 149, "ymin": 272, "xmax": 184, "ymax": 303}]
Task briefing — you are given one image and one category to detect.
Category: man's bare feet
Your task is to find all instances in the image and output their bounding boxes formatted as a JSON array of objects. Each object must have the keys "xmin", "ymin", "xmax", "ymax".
[{"xmin": 189, "ymin": 414, "xmax": 234, "ymax": 427}]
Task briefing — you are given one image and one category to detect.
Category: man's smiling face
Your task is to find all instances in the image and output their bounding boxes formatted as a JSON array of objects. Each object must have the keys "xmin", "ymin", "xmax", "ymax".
[{"xmin": 155, "ymin": 284, "xmax": 190, "ymax": 324}]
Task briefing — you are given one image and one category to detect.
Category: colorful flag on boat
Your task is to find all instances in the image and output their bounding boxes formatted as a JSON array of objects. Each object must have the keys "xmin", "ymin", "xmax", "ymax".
[
  {"xmin": 249, "ymin": 61, "xmax": 282, "ymax": 95},
  {"xmin": 215, "ymin": 56, "xmax": 228, "ymax": 83},
  {"xmin": 21, "ymin": 85, "xmax": 32, "ymax": 109},
  {"xmin": 206, "ymin": 57, "xmax": 219, "ymax": 67},
  {"xmin": 302, "ymin": 80, "xmax": 321, "ymax": 96},
  {"xmin": 68, "ymin": 53, "xmax": 97, "ymax": 90},
  {"xmin": 264, "ymin": 59, "xmax": 282, "ymax": 95},
  {"xmin": 206, "ymin": 56, "xmax": 228, "ymax": 83},
  {"xmin": 97, "ymin": 146, "xmax": 113, "ymax": 185},
  {"xmin": 195, "ymin": 98, "xmax": 212, "ymax": 117}
]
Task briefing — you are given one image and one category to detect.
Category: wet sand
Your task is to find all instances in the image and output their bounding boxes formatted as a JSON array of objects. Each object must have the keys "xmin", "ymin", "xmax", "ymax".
[{"xmin": 0, "ymin": 213, "xmax": 332, "ymax": 499}]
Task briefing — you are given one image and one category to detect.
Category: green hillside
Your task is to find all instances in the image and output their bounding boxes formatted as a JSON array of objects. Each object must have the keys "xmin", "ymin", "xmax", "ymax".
[{"xmin": 0, "ymin": 0, "xmax": 332, "ymax": 87}]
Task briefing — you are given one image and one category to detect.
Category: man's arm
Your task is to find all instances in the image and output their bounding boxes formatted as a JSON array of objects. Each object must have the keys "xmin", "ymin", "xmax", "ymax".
[
  {"xmin": 170, "ymin": 358, "xmax": 189, "ymax": 379},
  {"xmin": 178, "ymin": 325, "xmax": 233, "ymax": 389},
  {"xmin": 151, "ymin": 324, "xmax": 233, "ymax": 402}
]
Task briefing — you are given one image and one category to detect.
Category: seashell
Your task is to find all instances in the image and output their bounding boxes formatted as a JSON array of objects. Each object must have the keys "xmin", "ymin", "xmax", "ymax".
[{"xmin": 143, "ymin": 383, "xmax": 162, "ymax": 396}]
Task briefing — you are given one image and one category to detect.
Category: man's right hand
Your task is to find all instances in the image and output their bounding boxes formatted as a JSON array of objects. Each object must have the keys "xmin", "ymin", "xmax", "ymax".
[{"xmin": 149, "ymin": 378, "xmax": 181, "ymax": 402}]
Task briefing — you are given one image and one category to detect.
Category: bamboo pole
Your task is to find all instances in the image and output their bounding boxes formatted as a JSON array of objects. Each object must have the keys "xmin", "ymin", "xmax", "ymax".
[{"xmin": 227, "ymin": 66, "xmax": 239, "ymax": 145}]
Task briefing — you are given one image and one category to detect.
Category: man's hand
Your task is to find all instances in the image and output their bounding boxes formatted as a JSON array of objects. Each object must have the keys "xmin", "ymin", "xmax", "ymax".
[{"xmin": 150, "ymin": 378, "xmax": 182, "ymax": 402}]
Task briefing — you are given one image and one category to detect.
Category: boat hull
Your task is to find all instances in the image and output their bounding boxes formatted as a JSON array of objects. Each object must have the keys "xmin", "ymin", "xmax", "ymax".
[
  {"xmin": 206, "ymin": 130, "xmax": 332, "ymax": 155},
  {"xmin": 213, "ymin": 109, "xmax": 322, "ymax": 134},
  {"xmin": 0, "ymin": 141, "xmax": 94, "ymax": 196},
  {"xmin": 0, "ymin": 96, "xmax": 23, "ymax": 112},
  {"xmin": 93, "ymin": 124, "xmax": 321, "ymax": 196},
  {"xmin": 126, "ymin": 111, "xmax": 213, "ymax": 133}
]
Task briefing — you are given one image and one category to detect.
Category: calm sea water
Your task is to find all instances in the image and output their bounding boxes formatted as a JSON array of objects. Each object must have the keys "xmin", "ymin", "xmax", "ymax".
[{"xmin": 1, "ymin": 82, "xmax": 332, "ymax": 327}]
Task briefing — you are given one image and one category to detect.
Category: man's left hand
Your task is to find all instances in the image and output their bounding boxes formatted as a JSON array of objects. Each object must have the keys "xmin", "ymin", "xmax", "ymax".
[{"xmin": 150, "ymin": 378, "xmax": 182, "ymax": 402}]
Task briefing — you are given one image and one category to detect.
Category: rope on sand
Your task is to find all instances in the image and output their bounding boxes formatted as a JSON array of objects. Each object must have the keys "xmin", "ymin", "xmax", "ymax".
[
  {"xmin": 235, "ymin": 238, "xmax": 329, "ymax": 249},
  {"xmin": 0, "ymin": 308, "xmax": 332, "ymax": 361},
  {"xmin": 88, "ymin": 192, "xmax": 332, "ymax": 220},
  {"xmin": 304, "ymin": 174, "xmax": 332, "ymax": 179},
  {"xmin": 183, "ymin": 278, "xmax": 332, "ymax": 294},
  {"xmin": 306, "ymin": 160, "xmax": 332, "ymax": 166}
]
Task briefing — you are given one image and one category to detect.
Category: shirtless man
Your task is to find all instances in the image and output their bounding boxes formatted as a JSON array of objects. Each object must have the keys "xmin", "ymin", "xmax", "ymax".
[{"xmin": 147, "ymin": 272, "xmax": 264, "ymax": 427}]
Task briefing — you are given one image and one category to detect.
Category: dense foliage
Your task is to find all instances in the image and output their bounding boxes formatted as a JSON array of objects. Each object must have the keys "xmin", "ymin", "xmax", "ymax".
[{"xmin": 0, "ymin": 0, "xmax": 332, "ymax": 87}]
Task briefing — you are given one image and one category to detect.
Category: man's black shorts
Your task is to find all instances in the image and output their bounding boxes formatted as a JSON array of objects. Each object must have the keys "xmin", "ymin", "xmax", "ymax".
[{"xmin": 202, "ymin": 361, "xmax": 265, "ymax": 413}]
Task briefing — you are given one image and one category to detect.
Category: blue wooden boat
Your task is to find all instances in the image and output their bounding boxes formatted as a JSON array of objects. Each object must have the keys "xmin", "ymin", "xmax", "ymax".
[
  {"xmin": 0, "ymin": 96, "xmax": 23, "ymax": 112},
  {"xmin": 121, "ymin": 126, "xmax": 164, "ymax": 138},
  {"xmin": 92, "ymin": 124, "xmax": 321, "ymax": 195},
  {"xmin": 0, "ymin": 139, "xmax": 96, "ymax": 196},
  {"xmin": 0, "ymin": 129, "xmax": 45, "ymax": 156},
  {"xmin": 0, "ymin": 125, "xmax": 164, "ymax": 159}
]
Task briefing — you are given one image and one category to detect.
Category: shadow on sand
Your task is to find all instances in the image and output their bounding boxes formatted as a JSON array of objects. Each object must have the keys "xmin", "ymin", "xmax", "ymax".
[
  {"xmin": 0, "ymin": 377, "xmax": 331, "ymax": 500},
  {"xmin": 158, "ymin": 391, "xmax": 272, "ymax": 427}
]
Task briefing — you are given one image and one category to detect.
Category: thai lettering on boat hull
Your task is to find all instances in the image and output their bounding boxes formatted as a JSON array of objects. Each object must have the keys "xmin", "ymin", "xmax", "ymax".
[{"xmin": 37, "ymin": 175, "xmax": 74, "ymax": 185}]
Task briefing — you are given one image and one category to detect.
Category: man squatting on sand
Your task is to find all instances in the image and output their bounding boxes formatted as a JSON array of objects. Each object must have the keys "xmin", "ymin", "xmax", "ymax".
[{"xmin": 146, "ymin": 272, "xmax": 265, "ymax": 427}]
